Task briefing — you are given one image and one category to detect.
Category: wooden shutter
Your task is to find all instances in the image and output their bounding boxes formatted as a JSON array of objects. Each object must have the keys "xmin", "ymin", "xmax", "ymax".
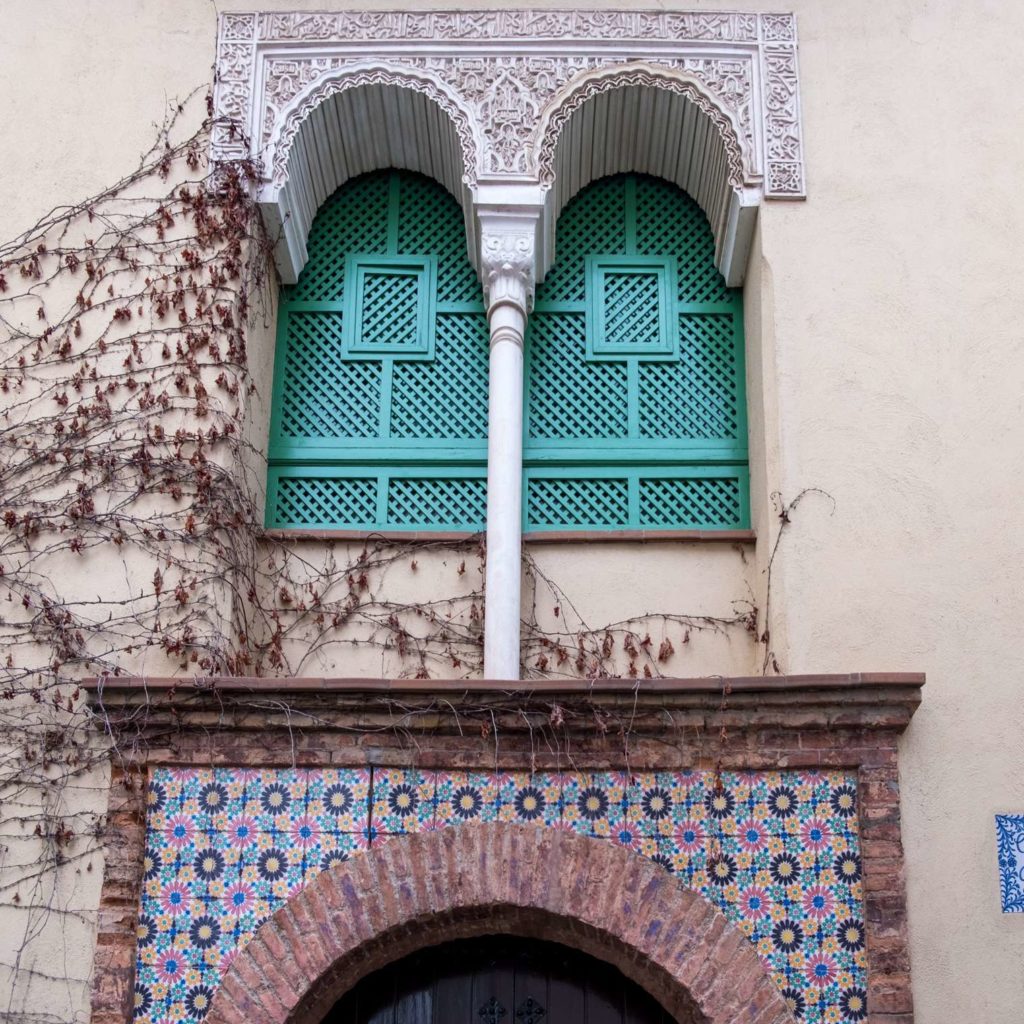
[{"xmin": 524, "ymin": 174, "xmax": 749, "ymax": 532}]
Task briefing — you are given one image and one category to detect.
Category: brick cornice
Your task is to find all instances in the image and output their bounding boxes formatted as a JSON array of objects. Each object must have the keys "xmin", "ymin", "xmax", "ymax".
[
  {"xmin": 83, "ymin": 671, "xmax": 924, "ymax": 694},
  {"xmin": 84, "ymin": 673, "xmax": 923, "ymax": 756}
]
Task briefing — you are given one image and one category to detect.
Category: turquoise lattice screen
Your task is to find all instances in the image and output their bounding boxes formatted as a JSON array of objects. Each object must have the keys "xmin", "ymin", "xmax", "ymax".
[
  {"xmin": 267, "ymin": 171, "xmax": 489, "ymax": 531},
  {"xmin": 269, "ymin": 170, "xmax": 747, "ymax": 533},
  {"xmin": 524, "ymin": 174, "xmax": 749, "ymax": 531}
]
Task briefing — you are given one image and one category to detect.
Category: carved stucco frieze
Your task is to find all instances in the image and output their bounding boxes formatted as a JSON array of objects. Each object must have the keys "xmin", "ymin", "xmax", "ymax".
[
  {"xmin": 255, "ymin": 10, "xmax": 762, "ymax": 44},
  {"xmin": 257, "ymin": 53, "xmax": 759, "ymax": 184},
  {"xmin": 761, "ymin": 44, "xmax": 805, "ymax": 195},
  {"xmin": 212, "ymin": 14, "xmax": 257, "ymax": 162},
  {"xmin": 214, "ymin": 9, "xmax": 806, "ymax": 200},
  {"xmin": 426, "ymin": 56, "xmax": 754, "ymax": 180}
]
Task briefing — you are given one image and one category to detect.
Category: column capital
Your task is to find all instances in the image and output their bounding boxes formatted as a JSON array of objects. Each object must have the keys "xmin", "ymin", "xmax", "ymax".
[{"xmin": 476, "ymin": 205, "xmax": 544, "ymax": 319}]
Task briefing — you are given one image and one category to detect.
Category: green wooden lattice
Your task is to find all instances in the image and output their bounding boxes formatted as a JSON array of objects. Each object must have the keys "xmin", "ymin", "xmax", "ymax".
[
  {"xmin": 524, "ymin": 174, "xmax": 749, "ymax": 531},
  {"xmin": 268, "ymin": 170, "xmax": 748, "ymax": 533},
  {"xmin": 268, "ymin": 171, "xmax": 488, "ymax": 531}
]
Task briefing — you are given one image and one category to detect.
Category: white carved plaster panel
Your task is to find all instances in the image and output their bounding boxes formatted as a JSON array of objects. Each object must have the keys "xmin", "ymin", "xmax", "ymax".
[
  {"xmin": 213, "ymin": 9, "xmax": 804, "ymax": 198},
  {"xmin": 212, "ymin": 11, "xmax": 805, "ymax": 285}
]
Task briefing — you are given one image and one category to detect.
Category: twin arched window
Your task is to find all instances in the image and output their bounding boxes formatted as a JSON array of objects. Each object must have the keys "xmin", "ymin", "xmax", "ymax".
[{"xmin": 267, "ymin": 170, "xmax": 747, "ymax": 533}]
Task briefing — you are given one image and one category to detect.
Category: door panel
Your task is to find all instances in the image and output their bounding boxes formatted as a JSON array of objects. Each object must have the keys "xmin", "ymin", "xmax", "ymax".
[{"xmin": 322, "ymin": 936, "xmax": 671, "ymax": 1024}]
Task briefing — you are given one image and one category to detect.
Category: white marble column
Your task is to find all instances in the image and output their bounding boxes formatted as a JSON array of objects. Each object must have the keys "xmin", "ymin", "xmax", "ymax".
[{"xmin": 478, "ymin": 208, "xmax": 542, "ymax": 680}]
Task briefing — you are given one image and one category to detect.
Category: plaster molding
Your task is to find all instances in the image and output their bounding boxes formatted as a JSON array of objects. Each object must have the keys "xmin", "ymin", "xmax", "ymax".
[
  {"xmin": 265, "ymin": 61, "xmax": 477, "ymax": 188},
  {"xmin": 532, "ymin": 61, "xmax": 750, "ymax": 189},
  {"xmin": 213, "ymin": 10, "xmax": 806, "ymax": 283},
  {"xmin": 253, "ymin": 10, "xmax": 764, "ymax": 43}
]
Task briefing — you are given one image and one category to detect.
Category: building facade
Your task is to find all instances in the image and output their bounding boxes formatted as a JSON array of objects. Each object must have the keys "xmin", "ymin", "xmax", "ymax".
[{"xmin": 0, "ymin": 3, "xmax": 1021, "ymax": 1024}]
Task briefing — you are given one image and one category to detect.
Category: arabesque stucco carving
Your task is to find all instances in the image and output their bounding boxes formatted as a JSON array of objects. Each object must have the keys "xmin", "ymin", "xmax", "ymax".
[{"xmin": 213, "ymin": 9, "xmax": 805, "ymax": 198}]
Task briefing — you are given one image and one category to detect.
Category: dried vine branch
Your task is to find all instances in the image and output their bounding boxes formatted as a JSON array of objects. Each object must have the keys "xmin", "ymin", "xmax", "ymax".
[{"xmin": 759, "ymin": 487, "xmax": 836, "ymax": 674}]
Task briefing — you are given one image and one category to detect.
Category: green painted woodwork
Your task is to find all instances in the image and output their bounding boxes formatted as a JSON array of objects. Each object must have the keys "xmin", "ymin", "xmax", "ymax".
[
  {"xmin": 268, "ymin": 466, "xmax": 487, "ymax": 533},
  {"xmin": 343, "ymin": 255, "xmax": 437, "ymax": 358},
  {"xmin": 586, "ymin": 255, "xmax": 678, "ymax": 359},
  {"xmin": 268, "ymin": 169, "xmax": 748, "ymax": 534},
  {"xmin": 524, "ymin": 173, "xmax": 749, "ymax": 532},
  {"xmin": 267, "ymin": 170, "xmax": 489, "ymax": 531}
]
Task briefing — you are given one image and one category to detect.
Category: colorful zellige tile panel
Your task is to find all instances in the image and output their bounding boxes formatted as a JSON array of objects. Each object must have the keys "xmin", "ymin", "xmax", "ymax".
[{"xmin": 135, "ymin": 769, "xmax": 867, "ymax": 1023}]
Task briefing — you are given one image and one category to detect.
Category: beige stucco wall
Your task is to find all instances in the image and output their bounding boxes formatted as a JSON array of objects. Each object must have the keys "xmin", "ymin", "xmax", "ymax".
[
  {"xmin": 753, "ymin": 6, "xmax": 1024, "ymax": 1017},
  {"xmin": 1, "ymin": 0, "xmax": 1023, "ymax": 1021}
]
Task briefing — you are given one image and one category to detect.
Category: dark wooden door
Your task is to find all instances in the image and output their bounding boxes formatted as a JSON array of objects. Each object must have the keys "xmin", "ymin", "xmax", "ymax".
[{"xmin": 322, "ymin": 936, "xmax": 672, "ymax": 1024}]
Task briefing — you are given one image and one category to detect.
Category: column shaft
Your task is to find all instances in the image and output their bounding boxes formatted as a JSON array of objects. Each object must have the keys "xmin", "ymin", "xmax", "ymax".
[
  {"xmin": 477, "ymin": 203, "xmax": 542, "ymax": 681},
  {"xmin": 483, "ymin": 305, "xmax": 525, "ymax": 679}
]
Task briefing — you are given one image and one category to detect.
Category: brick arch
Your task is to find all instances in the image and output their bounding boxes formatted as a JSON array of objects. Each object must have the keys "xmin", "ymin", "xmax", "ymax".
[{"xmin": 208, "ymin": 824, "xmax": 794, "ymax": 1024}]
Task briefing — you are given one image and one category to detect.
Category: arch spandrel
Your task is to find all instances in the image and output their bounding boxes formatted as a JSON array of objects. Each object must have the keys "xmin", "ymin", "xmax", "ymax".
[{"xmin": 207, "ymin": 825, "xmax": 796, "ymax": 1024}]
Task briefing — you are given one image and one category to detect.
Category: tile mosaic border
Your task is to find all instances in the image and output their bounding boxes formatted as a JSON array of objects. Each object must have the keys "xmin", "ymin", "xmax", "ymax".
[{"xmin": 135, "ymin": 767, "xmax": 867, "ymax": 1024}]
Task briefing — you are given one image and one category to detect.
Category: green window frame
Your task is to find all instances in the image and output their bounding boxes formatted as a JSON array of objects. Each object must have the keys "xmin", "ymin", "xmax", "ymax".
[
  {"xmin": 267, "ymin": 170, "xmax": 748, "ymax": 535},
  {"xmin": 266, "ymin": 170, "xmax": 489, "ymax": 532},
  {"xmin": 586, "ymin": 255, "xmax": 679, "ymax": 360},
  {"xmin": 523, "ymin": 173, "xmax": 749, "ymax": 533},
  {"xmin": 342, "ymin": 255, "xmax": 437, "ymax": 358}
]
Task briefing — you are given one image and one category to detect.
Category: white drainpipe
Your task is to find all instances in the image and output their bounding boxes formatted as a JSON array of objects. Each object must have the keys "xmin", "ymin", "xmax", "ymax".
[{"xmin": 477, "ymin": 206, "xmax": 542, "ymax": 680}]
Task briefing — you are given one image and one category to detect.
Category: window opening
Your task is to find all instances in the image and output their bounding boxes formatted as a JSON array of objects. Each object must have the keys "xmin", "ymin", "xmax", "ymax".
[
  {"xmin": 267, "ymin": 170, "xmax": 489, "ymax": 532},
  {"xmin": 524, "ymin": 174, "xmax": 749, "ymax": 532}
]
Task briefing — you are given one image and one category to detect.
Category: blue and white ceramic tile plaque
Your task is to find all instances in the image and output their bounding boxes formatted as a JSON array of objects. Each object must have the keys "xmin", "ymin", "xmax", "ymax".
[{"xmin": 996, "ymin": 814, "xmax": 1024, "ymax": 912}]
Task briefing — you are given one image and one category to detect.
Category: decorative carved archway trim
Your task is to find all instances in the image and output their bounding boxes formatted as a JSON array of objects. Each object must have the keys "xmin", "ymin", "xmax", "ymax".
[
  {"xmin": 206, "ymin": 824, "xmax": 796, "ymax": 1024},
  {"xmin": 257, "ymin": 62, "xmax": 476, "ymax": 282},
  {"xmin": 534, "ymin": 62, "xmax": 749, "ymax": 190},
  {"xmin": 213, "ymin": 10, "xmax": 806, "ymax": 286},
  {"xmin": 268, "ymin": 62, "xmax": 476, "ymax": 190},
  {"xmin": 531, "ymin": 61, "xmax": 756, "ymax": 281}
]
